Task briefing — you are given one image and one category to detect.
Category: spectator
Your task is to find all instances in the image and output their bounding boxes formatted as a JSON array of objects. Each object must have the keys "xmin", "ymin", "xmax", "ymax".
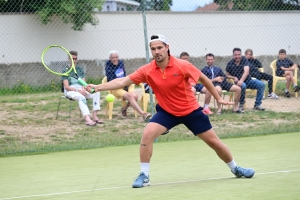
[
  {"xmin": 226, "ymin": 48, "xmax": 266, "ymax": 111},
  {"xmin": 62, "ymin": 51, "xmax": 103, "ymax": 126},
  {"xmin": 244, "ymin": 49, "xmax": 278, "ymax": 99},
  {"xmin": 202, "ymin": 53, "xmax": 241, "ymax": 114},
  {"xmin": 276, "ymin": 49, "xmax": 299, "ymax": 98},
  {"xmin": 179, "ymin": 52, "xmax": 213, "ymax": 115},
  {"xmin": 105, "ymin": 50, "xmax": 151, "ymax": 121}
]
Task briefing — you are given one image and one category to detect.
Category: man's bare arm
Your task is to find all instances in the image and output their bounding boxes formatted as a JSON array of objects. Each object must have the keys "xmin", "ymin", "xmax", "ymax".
[{"xmin": 85, "ymin": 76, "xmax": 134, "ymax": 92}]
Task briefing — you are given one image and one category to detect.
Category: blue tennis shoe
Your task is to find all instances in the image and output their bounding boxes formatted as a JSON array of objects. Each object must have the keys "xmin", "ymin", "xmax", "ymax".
[
  {"xmin": 132, "ymin": 172, "xmax": 150, "ymax": 188},
  {"xmin": 232, "ymin": 166, "xmax": 255, "ymax": 178}
]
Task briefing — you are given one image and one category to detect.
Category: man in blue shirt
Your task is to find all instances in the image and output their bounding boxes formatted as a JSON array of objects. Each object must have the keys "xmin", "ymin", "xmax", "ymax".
[
  {"xmin": 226, "ymin": 48, "xmax": 265, "ymax": 111},
  {"xmin": 276, "ymin": 49, "xmax": 299, "ymax": 98},
  {"xmin": 202, "ymin": 53, "xmax": 241, "ymax": 114},
  {"xmin": 105, "ymin": 50, "xmax": 151, "ymax": 121}
]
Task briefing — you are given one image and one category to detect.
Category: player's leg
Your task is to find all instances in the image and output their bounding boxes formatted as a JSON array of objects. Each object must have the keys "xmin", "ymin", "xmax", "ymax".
[
  {"xmin": 215, "ymin": 85, "xmax": 222, "ymax": 114},
  {"xmin": 183, "ymin": 108, "xmax": 255, "ymax": 178},
  {"xmin": 132, "ymin": 104, "xmax": 180, "ymax": 188},
  {"xmin": 198, "ymin": 129, "xmax": 255, "ymax": 178}
]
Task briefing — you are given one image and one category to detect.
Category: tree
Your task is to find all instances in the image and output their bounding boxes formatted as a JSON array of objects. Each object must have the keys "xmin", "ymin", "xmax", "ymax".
[
  {"xmin": 135, "ymin": 0, "xmax": 173, "ymax": 11},
  {"xmin": 0, "ymin": 0, "xmax": 104, "ymax": 31},
  {"xmin": 214, "ymin": 0, "xmax": 300, "ymax": 10}
]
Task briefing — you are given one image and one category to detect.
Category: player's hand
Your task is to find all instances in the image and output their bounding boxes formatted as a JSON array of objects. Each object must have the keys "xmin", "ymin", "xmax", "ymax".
[
  {"xmin": 218, "ymin": 99, "xmax": 234, "ymax": 105},
  {"xmin": 85, "ymin": 84, "xmax": 96, "ymax": 93}
]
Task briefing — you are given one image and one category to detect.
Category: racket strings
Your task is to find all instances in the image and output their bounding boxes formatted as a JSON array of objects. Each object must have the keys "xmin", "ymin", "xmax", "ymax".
[{"xmin": 43, "ymin": 47, "xmax": 72, "ymax": 74}]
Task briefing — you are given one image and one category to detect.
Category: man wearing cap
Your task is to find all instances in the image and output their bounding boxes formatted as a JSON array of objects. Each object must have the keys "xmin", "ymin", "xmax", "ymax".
[{"xmin": 86, "ymin": 34, "xmax": 255, "ymax": 188}]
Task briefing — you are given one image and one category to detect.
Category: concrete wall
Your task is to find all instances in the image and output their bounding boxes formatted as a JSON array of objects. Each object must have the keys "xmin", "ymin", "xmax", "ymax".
[
  {"xmin": 2, "ymin": 55, "xmax": 298, "ymax": 88},
  {"xmin": 0, "ymin": 11, "xmax": 299, "ymax": 87}
]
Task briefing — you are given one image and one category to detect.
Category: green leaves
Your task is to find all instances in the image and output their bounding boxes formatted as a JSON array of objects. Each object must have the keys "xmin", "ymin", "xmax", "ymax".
[
  {"xmin": 37, "ymin": 0, "xmax": 103, "ymax": 30},
  {"xmin": 0, "ymin": 0, "xmax": 104, "ymax": 31},
  {"xmin": 214, "ymin": 0, "xmax": 300, "ymax": 10}
]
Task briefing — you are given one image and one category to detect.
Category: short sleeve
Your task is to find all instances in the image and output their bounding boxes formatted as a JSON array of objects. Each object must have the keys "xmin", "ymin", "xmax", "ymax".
[
  {"xmin": 182, "ymin": 62, "xmax": 201, "ymax": 83},
  {"xmin": 129, "ymin": 65, "xmax": 148, "ymax": 85}
]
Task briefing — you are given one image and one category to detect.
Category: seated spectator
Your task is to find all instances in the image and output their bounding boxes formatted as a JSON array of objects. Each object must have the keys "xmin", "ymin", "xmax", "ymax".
[
  {"xmin": 245, "ymin": 49, "xmax": 278, "ymax": 99},
  {"xmin": 202, "ymin": 53, "xmax": 241, "ymax": 114},
  {"xmin": 276, "ymin": 49, "xmax": 299, "ymax": 98},
  {"xmin": 62, "ymin": 51, "xmax": 103, "ymax": 126},
  {"xmin": 226, "ymin": 48, "xmax": 266, "ymax": 111},
  {"xmin": 105, "ymin": 50, "xmax": 151, "ymax": 121},
  {"xmin": 179, "ymin": 51, "xmax": 213, "ymax": 115}
]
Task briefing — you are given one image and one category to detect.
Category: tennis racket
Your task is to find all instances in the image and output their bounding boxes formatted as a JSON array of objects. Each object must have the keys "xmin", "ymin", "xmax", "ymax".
[{"xmin": 41, "ymin": 45, "xmax": 94, "ymax": 93}]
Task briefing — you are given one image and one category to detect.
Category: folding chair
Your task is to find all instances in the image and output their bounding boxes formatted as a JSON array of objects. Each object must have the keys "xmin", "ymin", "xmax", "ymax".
[{"xmin": 56, "ymin": 82, "xmax": 79, "ymax": 123}]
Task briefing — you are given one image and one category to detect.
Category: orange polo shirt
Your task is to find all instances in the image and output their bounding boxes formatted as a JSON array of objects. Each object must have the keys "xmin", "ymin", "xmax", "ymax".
[{"xmin": 129, "ymin": 55, "xmax": 202, "ymax": 116}]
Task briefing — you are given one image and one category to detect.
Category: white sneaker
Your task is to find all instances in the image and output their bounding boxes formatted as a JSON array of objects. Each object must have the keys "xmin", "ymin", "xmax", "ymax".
[{"xmin": 267, "ymin": 93, "xmax": 279, "ymax": 99}]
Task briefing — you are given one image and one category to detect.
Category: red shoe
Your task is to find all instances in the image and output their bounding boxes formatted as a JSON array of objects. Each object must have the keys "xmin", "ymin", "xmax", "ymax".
[{"xmin": 203, "ymin": 107, "xmax": 214, "ymax": 115}]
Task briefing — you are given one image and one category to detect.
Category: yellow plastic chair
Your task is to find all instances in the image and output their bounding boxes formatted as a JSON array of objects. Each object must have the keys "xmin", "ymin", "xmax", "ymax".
[
  {"xmin": 270, "ymin": 60, "xmax": 298, "ymax": 97},
  {"xmin": 102, "ymin": 76, "xmax": 137, "ymax": 119},
  {"xmin": 139, "ymin": 83, "xmax": 157, "ymax": 113}
]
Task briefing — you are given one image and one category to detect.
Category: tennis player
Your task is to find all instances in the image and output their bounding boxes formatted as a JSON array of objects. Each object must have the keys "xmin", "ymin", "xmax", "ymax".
[{"xmin": 85, "ymin": 34, "xmax": 255, "ymax": 188}]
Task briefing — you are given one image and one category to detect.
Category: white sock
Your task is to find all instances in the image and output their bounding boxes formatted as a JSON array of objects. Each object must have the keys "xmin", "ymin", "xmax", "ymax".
[
  {"xmin": 226, "ymin": 159, "xmax": 237, "ymax": 172},
  {"xmin": 294, "ymin": 84, "xmax": 297, "ymax": 87},
  {"xmin": 204, "ymin": 104, "xmax": 209, "ymax": 109},
  {"xmin": 140, "ymin": 163, "xmax": 150, "ymax": 176},
  {"xmin": 285, "ymin": 89, "xmax": 289, "ymax": 92}
]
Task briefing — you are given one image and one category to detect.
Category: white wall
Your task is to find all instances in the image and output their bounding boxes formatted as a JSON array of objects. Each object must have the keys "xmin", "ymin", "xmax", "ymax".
[{"xmin": 0, "ymin": 11, "xmax": 300, "ymax": 64}]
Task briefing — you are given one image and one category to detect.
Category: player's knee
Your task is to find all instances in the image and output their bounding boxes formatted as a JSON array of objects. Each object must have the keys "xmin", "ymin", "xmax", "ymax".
[{"xmin": 142, "ymin": 131, "xmax": 156, "ymax": 142}]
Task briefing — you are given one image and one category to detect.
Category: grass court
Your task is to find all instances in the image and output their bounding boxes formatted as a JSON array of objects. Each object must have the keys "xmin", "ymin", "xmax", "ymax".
[{"xmin": 0, "ymin": 132, "xmax": 299, "ymax": 200}]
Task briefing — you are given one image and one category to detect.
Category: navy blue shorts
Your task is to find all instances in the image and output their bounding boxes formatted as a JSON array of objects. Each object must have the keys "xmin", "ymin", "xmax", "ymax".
[
  {"xmin": 149, "ymin": 104, "xmax": 212, "ymax": 136},
  {"xmin": 194, "ymin": 84, "xmax": 204, "ymax": 92}
]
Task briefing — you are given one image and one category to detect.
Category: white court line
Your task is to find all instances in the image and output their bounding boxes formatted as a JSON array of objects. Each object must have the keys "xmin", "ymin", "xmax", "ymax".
[{"xmin": 1, "ymin": 169, "xmax": 300, "ymax": 200}]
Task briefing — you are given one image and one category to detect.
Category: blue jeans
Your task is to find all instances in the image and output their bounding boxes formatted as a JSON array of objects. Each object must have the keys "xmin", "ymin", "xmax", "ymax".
[{"xmin": 240, "ymin": 79, "xmax": 265, "ymax": 106}]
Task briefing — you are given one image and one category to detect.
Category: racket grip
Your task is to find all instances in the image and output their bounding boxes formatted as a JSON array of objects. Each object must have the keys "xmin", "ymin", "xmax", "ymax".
[{"xmin": 78, "ymin": 78, "xmax": 95, "ymax": 93}]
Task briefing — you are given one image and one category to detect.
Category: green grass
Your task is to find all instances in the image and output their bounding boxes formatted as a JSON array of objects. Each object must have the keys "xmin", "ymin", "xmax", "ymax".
[
  {"xmin": 0, "ymin": 132, "xmax": 299, "ymax": 199},
  {"xmin": 0, "ymin": 78, "xmax": 103, "ymax": 96},
  {"xmin": 0, "ymin": 89, "xmax": 299, "ymax": 157}
]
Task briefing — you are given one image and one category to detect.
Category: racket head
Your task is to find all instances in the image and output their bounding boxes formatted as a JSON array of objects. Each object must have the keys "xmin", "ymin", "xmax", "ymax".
[{"xmin": 41, "ymin": 45, "xmax": 75, "ymax": 76}]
